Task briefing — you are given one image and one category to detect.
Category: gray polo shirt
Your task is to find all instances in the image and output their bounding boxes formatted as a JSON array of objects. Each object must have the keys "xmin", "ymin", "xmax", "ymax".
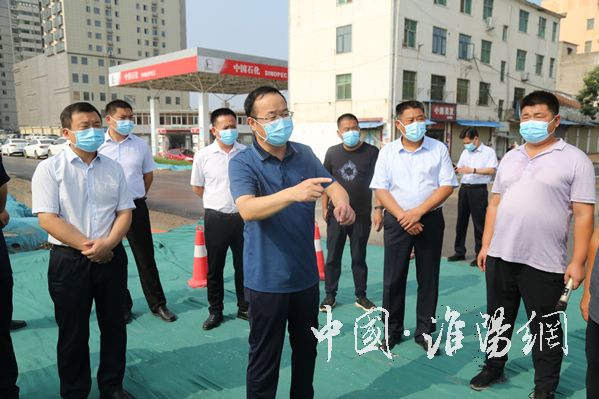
[
  {"xmin": 488, "ymin": 139, "xmax": 596, "ymax": 273},
  {"xmin": 590, "ymin": 250, "xmax": 599, "ymax": 324}
]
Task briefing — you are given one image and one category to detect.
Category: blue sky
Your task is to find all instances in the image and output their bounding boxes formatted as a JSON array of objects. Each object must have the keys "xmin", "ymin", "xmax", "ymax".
[{"xmin": 185, "ymin": 0, "xmax": 289, "ymax": 109}]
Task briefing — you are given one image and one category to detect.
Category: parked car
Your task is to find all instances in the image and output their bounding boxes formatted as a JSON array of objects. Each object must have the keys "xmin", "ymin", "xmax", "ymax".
[
  {"xmin": 24, "ymin": 139, "xmax": 55, "ymax": 159},
  {"xmin": 1, "ymin": 139, "xmax": 27, "ymax": 156},
  {"xmin": 47, "ymin": 137, "xmax": 69, "ymax": 156},
  {"xmin": 160, "ymin": 148, "xmax": 194, "ymax": 162}
]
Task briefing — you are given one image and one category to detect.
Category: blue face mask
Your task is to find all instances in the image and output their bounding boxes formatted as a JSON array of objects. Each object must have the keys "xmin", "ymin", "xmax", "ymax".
[
  {"xmin": 218, "ymin": 128, "xmax": 238, "ymax": 146},
  {"xmin": 464, "ymin": 143, "xmax": 477, "ymax": 152},
  {"xmin": 113, "ymin": 119, "xmax": 135, "ymax": 136},
  {"xmin": 519, "ymin": 117, "xmax": 556, "ymax": 144},
  {"xmin": 400, "ymin": 121, "xmax": 427, "ymax": 142},
  {"xmin": 71, "ymin": 128, "xmax": 105, "ymax": 152},
  {"xmin": 259, "ymin": 117, "xmax": 294, "ymax": 147},
  {"xmin": 342, "ymin": 130, "xmax": 360, "ymax": 147}
]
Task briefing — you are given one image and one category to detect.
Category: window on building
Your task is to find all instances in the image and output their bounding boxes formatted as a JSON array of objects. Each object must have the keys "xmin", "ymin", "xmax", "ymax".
[
  {"xmin": 481, "ymin": 40, "xmax": 492, "ymax": 64},
  {"xmin": 94, "ymin": 20, "xmax": 101, "ymax": 27},
  {"xmin": 81, "ymin": 57, "xmax": 87, "ymax": 65},
  {"xmin": 458, "ymin": 34, "xmax": 472, "ymax": 59},
  {"xmin": 432, "ymin": 27, "xmax": 447, "ymax": 55},
  {"xmin": 514, "ymin": 87, "xmax": 525, "ymax": 104},
  {"xmin": 112, "ymin": 93, "xmax": 117, "ymax": 100},
  {"xmin": 99, "ymin": 75, "xmax": 105, "ymax": 84},
  {"xmin": 88, "ymin": 44, "xmax": 93, "ymax": 51},
  {"xmin": 434, "ymin": 0, "xmax": 446, "ymax": 5},
  {"xmin": 516, "ymin": 49, "xmax": 526, "ymax": 71},
  {"xmin": 336, "ymin": 73, "xmax": 352, "ymax": 100},
  {"xmin": 478, "ymin": 82, "xmax": 490, "ymax": 106},
  {"xmin": 538, "ymin": 17, "xmax": 546, "ymax": 38},
  {"xmin": 535, "ymin": 54, "xmax": 544, "ymax": 75},
  {"xmin": 549, "ymin": 57, "xmax": 555, "ymax": 78},
  {"xmin": 165, "ymin": 96, "xmax": 172, "ymax": 105},
  {"xmin": 98, "ymin": 58, "xmax": 104, "ymax": 67},
  {"xmin": 100, "ymin": 92, "xmax": 106, "ymax": 101},
  {"xmin": 588, "ymin": 18, "xmax": 595, "ymax": 30},
  {"xmin": 94, "ymin": 7, "xmax": 100, "ymax": 14},
  {"xmin": 502, "ymin": 25, "xmax": 508, "ymax": 41},
  {"xmin": 430, "ymin": 75, "xmax": 445, "ymax": 101},
  {"xmin": 82, "ymin": 74, "xmax": 89, "ymax": 83},
  {"xmin": 83, "ymin": 92, "xmax": 90, "ymax": 101},
  {"xmin": 404, "ymin": 19, "xmax": 417, "ymax": 48},
  {"xmin": 176, "ymin": 97, "xmax": 181, "ymax": 105},
  {"xmin": 460, "ymin": 0, "xmax": 471, "ymax": 14},
  {"xmin": 86, "ymin": 19, "xmax": 91, "ymax": 25},
  {"xmin": 336, "ymin": 25, "xmax": 352, "ymax": 54},
  {"xmin": 71, "ymin": 73, "xmax": 79, "ymax": 83},
  {"xmin": 456, "ymin": 79, "xmax": 469, "ymax": 104},
  {"xmin": 519, "ymin": 10, "xmax": 529, "ymax": 33},
  {"xmin": 500, "ymin": 60, "xmax": 506, "ymax": 82},
  {"xmin": 96, "ymin": 45, "xmax": 102, "ymax": 52},
  {"xmin": 483, "ymin": 0, "xmax": 493, "ymax": 19},
  {"xmin": 70, "ymin": 55, "xmax": 77, "ymax": 64},
  {"xmin": 402, "ymin": 70, "xmax": 416, "ymax": 99},
  {"xmin": 586, "ymin": 40, "xmax": 592, "ymax": 52},
  {"xmin": 95, "ymin": 32, "xmax": 101, "ymax": 39},
  {"xmin": 87, "ymin": 32, "xmax": 92, "ymax": 39}
]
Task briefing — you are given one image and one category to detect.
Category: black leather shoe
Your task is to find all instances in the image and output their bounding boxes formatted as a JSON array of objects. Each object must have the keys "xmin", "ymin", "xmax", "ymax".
[
  {"xmin": 202, "ymin": 313, "xmax": 223, "ymax": 330},
  {"xmin": 380, "ymin": 336, "xmax": 400, "ymax": 352},
  {"xmin": 470, "ymin": 259, "xmax": 478, "ymax": 267},
  {"xmin": 237, "ymin": 308, "xmax": 249, "ymax": 321},
  {"xmin": 152, "ymin": 306, "xmax": 177, "ymax": 322},
  {"xmin": 124, "ymin": 310, "xmax": 133, "ymax": 324},
  {"xmin": 447, "ymin": 254, "xmax": 465, "ymax": 262},
  {"xmin": 9, "ymin": 320, "xmax": 27, "ymax": 331},
  {"xmin": 100, "ymin": 388, "xmax": 135, "ymax": 399},
  {"xmin": 415, "ymin": 337, "xmax": 441, "ymax": 356}
]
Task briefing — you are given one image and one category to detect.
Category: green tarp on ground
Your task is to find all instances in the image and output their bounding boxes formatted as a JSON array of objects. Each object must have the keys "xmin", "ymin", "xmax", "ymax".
[{"xmin": 10, "ymin": 224, "xmax": 588, "ymax": 398}]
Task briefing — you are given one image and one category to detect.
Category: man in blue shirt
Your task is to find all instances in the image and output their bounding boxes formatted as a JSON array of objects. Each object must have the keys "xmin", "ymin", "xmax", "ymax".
[
  {"xmin": 229, "ymin": 86, "xmax": 355, "ymax": 399},
  {"xmin": 370, "ymin": 100, "xmax": 457, "ymax": 354},
  {"xmin": 0, "ymin": 156, "xmax": 19, "ymax": 399}
]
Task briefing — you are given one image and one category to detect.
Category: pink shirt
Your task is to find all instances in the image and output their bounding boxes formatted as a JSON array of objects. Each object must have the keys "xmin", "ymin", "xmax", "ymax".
[{"xmin": 488, "ymin": 139, "xmax": 596, "ymax": 273}]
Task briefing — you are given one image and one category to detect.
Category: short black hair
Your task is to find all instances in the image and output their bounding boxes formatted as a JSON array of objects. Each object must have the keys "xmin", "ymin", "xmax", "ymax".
[
  {"xmin": 395, "ymin": 100, "xmax": 425, "ymax": 117},
  {"xmin": 244, "ymin": 86, "xmax": 286, "ymax": 117},
  {"xmin": 459, "ymin": 127, "xmax": 479, "ymax": 140},
  {"xmin": 520, "ymin": 90, "xmax": 559, "ymax": 116},
  {"xmin": 210, "ymin": 108, "xmax": 237, "ymax": 125},
  {"xmin": 337, "ymin": 113, "xmax": 359, "ymax": 128},
  {"xmin": 60, "ymin": 102, "xmax": 101, "ymax": 129},
  {"xmin": 105, "ymin": 99, "xmax": 132, "ymax": 116}
]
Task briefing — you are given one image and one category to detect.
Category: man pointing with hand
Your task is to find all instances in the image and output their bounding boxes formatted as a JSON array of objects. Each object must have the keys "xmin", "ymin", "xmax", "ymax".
[{"xmin": 229, "ymin": 86, "xmax": 355, "ymax": 399}]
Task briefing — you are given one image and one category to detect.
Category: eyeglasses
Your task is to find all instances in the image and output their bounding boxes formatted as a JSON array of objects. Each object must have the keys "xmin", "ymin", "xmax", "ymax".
[{"xmin": 251, "ymin": 111, "xmax": 294, "ymax": 123}]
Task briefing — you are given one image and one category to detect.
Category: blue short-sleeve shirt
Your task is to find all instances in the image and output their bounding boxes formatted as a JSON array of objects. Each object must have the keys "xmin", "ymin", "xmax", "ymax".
[{"xmin": 229, "ymin": 139, "xmax": 334, "ymax": 293}]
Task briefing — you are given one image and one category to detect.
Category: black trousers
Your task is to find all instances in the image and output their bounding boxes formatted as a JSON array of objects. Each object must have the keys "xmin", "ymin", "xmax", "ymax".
[
  {"xmin": 382, "ymin": 208, "xmax": 444, "ymax": 341},
  {"xmin": 245, "ymin": 284, "xmax": 319, "ymax": 399},
  {"xmin": 484, "ymin": 256, "xmax": 564, "ymax": 392},
  {"xmin": 0, "ymin": 275, "xmax": 19, "ymax": 399},
  {"xmin": 125, "ymin": 197, "xmax": 167, "ymax": 313},
  {"xmin": 454, "ymin": 184, "xmax": 488, "ymax": 257},
  {"xmin": 48, "ymin": 244, "xmax": 128, "ymax": 399},
  {"xmin": 325, "ymin": 215, "xmax": 371, "ymax": 298},
  {"xmin": 587, "ymin": 318, "xmax": 599, "ymax": 399},
  {"xmin": 204, "ymin": 209, "xmax": 246, "ymax": 313}
]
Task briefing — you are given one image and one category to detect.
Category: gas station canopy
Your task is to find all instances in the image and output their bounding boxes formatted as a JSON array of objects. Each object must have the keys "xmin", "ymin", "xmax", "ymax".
[{"xmin": 108, "ymin": 47, "xmax": 288, "ymax": 93}]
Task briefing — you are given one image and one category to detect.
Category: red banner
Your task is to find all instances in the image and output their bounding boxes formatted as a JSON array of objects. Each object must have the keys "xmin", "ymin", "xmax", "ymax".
[
  {"xmin": 430, "ymin": 103, "xmax": 457, "ymax": 121},
  {"xmin": 220, "ymin": 59, "xmax": 288, "ymax": 81},
  {"xmin": 114, "ymin": 56, "xmax": 198, "ymax": 85}
]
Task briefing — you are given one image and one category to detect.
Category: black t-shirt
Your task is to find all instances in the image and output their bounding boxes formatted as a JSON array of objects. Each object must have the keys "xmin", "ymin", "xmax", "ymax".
[
  {"xmin": 0, "ymin": 156, "xmax": 11, "ymax": 279},
  {"xmin": 323, "ymin": 142, "xmax": 379, "ymax": 224}
]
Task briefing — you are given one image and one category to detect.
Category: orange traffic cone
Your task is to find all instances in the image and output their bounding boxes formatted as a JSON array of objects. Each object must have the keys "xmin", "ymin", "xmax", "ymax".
[
  {"xmin": 188, "ymin": 225, "xmax": 208, "ymax": 288},
  {"xmin": 314, "ymin": 222, "xmax": 325, "ymax": 281}
]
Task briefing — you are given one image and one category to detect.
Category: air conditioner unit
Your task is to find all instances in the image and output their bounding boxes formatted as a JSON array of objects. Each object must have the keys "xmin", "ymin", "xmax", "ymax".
[
  {"xmin": 485, "ymin": 17, "xmax": 495, "ymax": 30},
  {"xmin": 521, "ymin": 72, "xmax": 530, "ymax": 81}
]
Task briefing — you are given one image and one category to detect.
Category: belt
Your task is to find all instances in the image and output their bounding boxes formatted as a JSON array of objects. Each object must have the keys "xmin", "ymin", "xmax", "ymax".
[
  {"xmin": 134, "ymin": 196, "xmax": 147, "ymax": 202},
  {"xmin": 461, "ymin": 184, "xmax": 488, "ymax": 188},
  {"xmin": 50, "ymin": 244, "xmax": 80, "ymax": 254},
  {"xmin": 204, "ymin": 209, "xmax": 240, "ymax": 217}
]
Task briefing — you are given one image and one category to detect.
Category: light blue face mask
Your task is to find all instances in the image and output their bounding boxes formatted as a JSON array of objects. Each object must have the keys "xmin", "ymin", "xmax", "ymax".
[
  {"xmin": 342, "ymin": 130, "xmax": 360, "ymax": 147},
  {"xmin": 464, "ymin": 143, "xmax": 477, "ymax": 152},
  {"xmin": 218, "ymin": 128, "xmax": 238, "ymax": 146},
  {"xmin": 71, "ymin": 128, "xmax": 105, "ymax": 152},
  {"xmin": 400, "ymin": 120, "xmax": 427, "ymax": 142},
  {"xmin": 113, "ymin": 119, "xmax": 135, "ymax": 136},
  {"xmin": 519, "ymin": 117, "xmax": 556, "ymax": 144},
  {"xmin": 259, "ymin": 117, "xmax": 294, "ymax": 147}
]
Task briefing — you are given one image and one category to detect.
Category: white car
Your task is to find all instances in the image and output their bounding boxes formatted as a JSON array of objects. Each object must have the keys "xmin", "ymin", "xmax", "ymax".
[
  {"xmin": 24, "ymin": 139, "xmax": 54, "ymax": 159},
  {"xmin": 1, "ymin": 139, "xmax": 27, "ymax": 156},
  {"xmin": 47, "ymin": 137, "xmax": 69, "ymax": 156}
]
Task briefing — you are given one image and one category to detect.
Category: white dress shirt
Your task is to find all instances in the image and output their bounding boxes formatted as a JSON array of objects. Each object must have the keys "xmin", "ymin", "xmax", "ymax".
[
  {"xmin": 456, "ymin": 143, "xmax": 498, "ymax": 185},
  {"xmin": 98, "ymin": 132, "xmax": 156, "ymax": 199},
  {"xmin": 370, "ymin": 136, "xmax": 458, "ymax": 210},
  {"xmin": 190, "ymin": 141, "xmax": 246, "ymax": 213},
  {"xmin": 32, "ymin": 145, "xmax": 135, "ymax": 245}
]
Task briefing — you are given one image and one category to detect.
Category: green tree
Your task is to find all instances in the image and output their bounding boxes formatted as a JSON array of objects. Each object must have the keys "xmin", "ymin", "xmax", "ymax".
[{"xmin": 577, "ymin": 66, "xmax": 599, "ymax": 119}]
